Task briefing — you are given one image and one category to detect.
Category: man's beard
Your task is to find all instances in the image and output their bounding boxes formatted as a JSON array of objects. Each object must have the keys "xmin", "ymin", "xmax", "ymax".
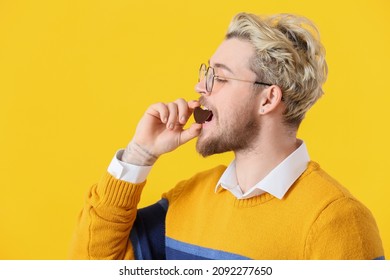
[{"xmin": 196, "ymin": 100, "xmax": 260, "ymax": 157}]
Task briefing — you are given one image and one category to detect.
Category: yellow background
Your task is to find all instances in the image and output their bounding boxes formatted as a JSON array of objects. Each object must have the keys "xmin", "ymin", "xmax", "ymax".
[{"xmin": 0, "ymin": 0, "xmax": 389, "ymax": 259}]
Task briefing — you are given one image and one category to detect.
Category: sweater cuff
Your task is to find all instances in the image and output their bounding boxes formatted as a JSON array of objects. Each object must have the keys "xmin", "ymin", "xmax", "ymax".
[{"xmin": 96, "ymin": 172, "xmax": 146, "ymax": 208}]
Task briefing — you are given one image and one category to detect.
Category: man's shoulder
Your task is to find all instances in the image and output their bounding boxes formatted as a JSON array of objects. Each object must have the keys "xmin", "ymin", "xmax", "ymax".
[
  {"xmin": 290, "ymin": 161, "xmax": 379, "ymax": 225},
  {"xmin": 285, "ymin": 161, "xmax": 362, "ymax": 212},
  {"xmin": 297, "ymin": 161, "xmax": 351, "ymax": 198}
]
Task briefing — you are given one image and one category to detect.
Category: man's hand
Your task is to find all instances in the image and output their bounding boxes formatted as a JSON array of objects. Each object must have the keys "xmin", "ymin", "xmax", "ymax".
[{"xmin": 121, "ymin": 99, "xmax": 202, "ymax": 166}]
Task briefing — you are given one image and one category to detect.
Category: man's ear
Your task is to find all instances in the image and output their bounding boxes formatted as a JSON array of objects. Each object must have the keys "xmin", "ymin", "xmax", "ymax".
[{"xmin": 259, "ymin": 85, "xmax": 283, "ymax": 114}]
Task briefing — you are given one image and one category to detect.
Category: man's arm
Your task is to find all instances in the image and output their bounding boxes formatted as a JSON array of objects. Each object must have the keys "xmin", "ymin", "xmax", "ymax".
[
  {"xmin": 69, "ymin": 99, "xmax": 202, "ymax": 259},
  {"xmin": 69, "ymin": 173, "xmax": 145, "ymax": 259}
]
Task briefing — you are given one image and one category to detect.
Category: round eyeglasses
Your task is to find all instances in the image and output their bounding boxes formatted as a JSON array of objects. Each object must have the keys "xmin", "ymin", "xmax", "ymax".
[{"xmin": 198, "ymin": 63, "xmax": 272, "ymax": 93}]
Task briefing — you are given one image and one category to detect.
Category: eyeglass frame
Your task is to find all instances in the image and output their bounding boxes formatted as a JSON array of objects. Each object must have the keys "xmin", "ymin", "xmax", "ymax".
[{"xmin": 198, "ymin": 63, "xmax": 272, "ymax": 93}]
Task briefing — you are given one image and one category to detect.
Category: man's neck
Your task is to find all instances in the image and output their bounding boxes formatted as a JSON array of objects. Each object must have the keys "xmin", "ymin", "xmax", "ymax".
[{"xmin": 234, "ymin": 132, "xmax": 300, "ymax": 193}]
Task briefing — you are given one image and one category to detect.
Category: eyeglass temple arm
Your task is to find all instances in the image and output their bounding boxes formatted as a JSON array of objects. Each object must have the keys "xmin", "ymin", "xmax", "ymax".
[{"xmin": 254, "ymin": 81, "xmax": 272, "ymax": 86}]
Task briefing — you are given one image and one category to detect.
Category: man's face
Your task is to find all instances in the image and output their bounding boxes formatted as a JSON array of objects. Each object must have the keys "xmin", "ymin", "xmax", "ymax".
[{"xmin": 195, "ymin": 38, "xmax": 262, "ymax": 157}]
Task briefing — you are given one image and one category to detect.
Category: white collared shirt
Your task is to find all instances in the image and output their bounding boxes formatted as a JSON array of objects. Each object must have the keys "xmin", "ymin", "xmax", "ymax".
[
  {"xmin": 107, "ymin": 150, "xmax": 153, "ymax": 183},
  {"xmin": 107, "ymin": 141, "xmax": 310, "ymax": 200},
  {"xmin": 215, "ymin": 141, "xmax": 310, "ymax": 199}
]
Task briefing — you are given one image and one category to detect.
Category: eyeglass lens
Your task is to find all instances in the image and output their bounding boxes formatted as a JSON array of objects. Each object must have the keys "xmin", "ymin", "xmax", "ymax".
[
  {"xmin": 206, "ymin": 67, "xmax": 214, "ymax": 92},
  {"xmin": 199, "ymin": 64, "xmax": 213, "ymax": 93}
]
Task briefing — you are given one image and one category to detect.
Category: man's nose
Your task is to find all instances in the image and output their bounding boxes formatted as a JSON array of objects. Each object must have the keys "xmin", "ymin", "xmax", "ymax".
[{"xmin": 195, "ymin": 80, "xmax": 210, "ymax": 96}]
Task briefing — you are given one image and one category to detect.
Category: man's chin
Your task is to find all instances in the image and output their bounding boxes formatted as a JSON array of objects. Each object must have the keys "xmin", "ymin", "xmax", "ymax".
[
  {"xmin": 196, "ymin": 137, "xmax": 214, "ymax": 157},
  {"xmin": 196, "ymin": 137, "xmax": 229, "ymax": 158}
]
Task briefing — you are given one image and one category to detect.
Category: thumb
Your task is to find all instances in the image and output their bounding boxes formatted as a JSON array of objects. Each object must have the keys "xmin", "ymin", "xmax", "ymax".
[{"xmin": 179, "ymin": 123, "xmax": 202, "ymax": 145}]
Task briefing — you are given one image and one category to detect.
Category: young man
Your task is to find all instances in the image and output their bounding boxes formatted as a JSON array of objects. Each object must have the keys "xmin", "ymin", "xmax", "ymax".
[{"xmin": 70, "ymin": 13, "xmax": 384, "ymax": 259}]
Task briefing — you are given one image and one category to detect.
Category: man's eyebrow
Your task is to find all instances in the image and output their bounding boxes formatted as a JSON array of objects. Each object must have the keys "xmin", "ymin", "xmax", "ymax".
[{"xmin": 208, "ymin": 59, "xmax": 235, "ymax": 75}]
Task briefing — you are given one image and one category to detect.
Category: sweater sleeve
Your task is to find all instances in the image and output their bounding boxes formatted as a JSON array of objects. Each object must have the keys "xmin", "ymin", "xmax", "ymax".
[
  {"xmin": 304, "ymin": 197, "xmax": 385, "ymax": 260},
  {"xmin": 69, "ymin": 172, "xmax": 145, "ymax": 259}
]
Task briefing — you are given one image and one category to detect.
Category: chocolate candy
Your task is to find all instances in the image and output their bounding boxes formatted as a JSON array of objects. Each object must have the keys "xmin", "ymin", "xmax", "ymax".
[{"xmin": 194, "ymin": 107, "xmax": 213, "ymax": 124}]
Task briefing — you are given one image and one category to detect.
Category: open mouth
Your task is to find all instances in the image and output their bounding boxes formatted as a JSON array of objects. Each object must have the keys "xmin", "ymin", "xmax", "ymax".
[{"xmin": 194, "ymin": 106, "xmax": 213, "ymax": 124}]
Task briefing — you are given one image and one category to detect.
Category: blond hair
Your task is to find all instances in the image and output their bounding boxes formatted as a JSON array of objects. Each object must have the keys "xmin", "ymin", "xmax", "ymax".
[{"xmin": 226, "ymin": 13, "xmax": 328, "ymax": 127}]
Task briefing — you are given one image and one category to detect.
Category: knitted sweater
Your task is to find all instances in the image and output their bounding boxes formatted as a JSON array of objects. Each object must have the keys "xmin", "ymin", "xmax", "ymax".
[{"xmin": 69, "ymin": 161, "xmax": 384, "ymax": 259}]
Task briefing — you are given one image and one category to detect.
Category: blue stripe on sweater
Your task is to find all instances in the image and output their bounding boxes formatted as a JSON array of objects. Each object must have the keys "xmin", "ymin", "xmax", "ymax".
[
  {"xmin": 373, "ymin": 256, "xmax": 385, "ymax": 260},
  {"xmin": 130, "ymin": 199, "xmax": 168, "ymax": 260},
  {"xmin": 166, "ymin": 237, "xmax": 251, "ymax": 260}
]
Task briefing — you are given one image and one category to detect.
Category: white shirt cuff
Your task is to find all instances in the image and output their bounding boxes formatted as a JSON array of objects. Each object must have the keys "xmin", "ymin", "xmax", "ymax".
[{"xmin": 107, "ymin": 149, "xmax": 153, "ymax": 183}]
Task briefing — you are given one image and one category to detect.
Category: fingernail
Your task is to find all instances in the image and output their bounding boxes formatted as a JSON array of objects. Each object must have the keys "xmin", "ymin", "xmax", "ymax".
[
  {"xmin": 180, "ymin": 116, "xmax": 186, "ymax": 123},
  {"xmin": 168, "ymin": 123, "xmax": 174, "ymax": 129},
  {"xmin": 163, "ymin": 117, "xmax": 168, "ymax": 123}
]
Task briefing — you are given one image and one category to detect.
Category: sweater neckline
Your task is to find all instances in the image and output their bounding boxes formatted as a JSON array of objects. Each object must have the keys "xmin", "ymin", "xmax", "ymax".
[
  {"xmin": 232, "ymin": 192, "xmax": 275, "ymax": 207},
  {"xmin": 215, "ymin": 188, "xmax": 276, "ymax": 207}
]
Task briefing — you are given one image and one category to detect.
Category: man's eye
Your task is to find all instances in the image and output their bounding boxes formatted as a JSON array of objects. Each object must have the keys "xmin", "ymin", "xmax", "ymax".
[{"xmin": 215, "ymin": 77, "xmax": 228, "ymax": 83}]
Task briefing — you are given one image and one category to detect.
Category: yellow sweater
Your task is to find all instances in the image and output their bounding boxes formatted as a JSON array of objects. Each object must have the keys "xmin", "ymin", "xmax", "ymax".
[{"xmin": 69, "ymin": 161, "xmax": 384, "ymax": 259}]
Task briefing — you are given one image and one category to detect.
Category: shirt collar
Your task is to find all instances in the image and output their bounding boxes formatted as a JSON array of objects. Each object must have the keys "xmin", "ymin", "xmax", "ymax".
[{"xmin": 215, "ymin": 141, "xmax": 310, "ymax": 200}]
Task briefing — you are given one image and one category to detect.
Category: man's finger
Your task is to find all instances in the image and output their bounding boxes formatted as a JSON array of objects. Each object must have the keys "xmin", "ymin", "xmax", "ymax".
[{"xmin": 179, "ymin": 123, "xmax": 202, "ymax": 145}]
